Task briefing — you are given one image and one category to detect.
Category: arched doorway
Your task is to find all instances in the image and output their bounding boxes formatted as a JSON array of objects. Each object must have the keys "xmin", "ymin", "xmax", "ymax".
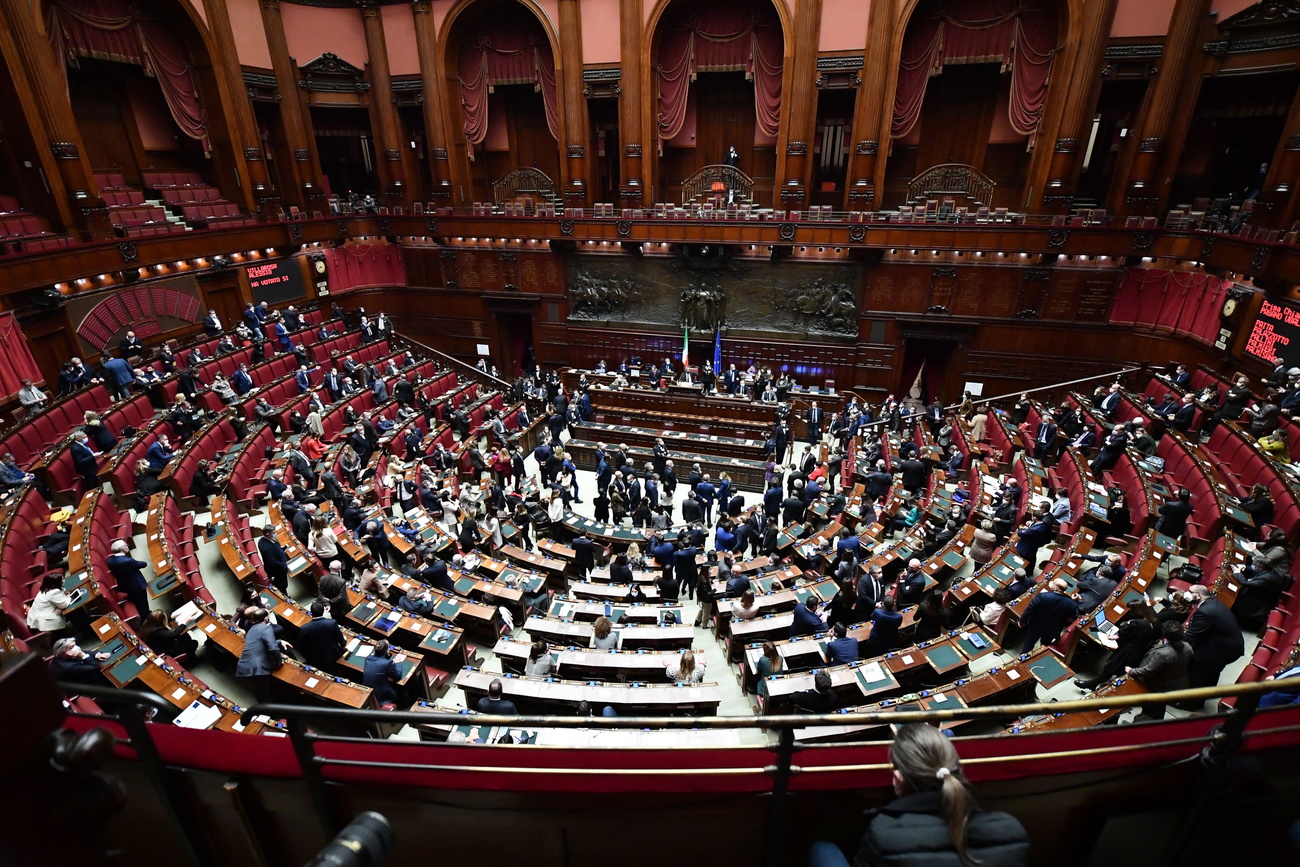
[
  {"xmin": 884, "ymin": 0, "xmax": 1061, "ymax": 209},
  {"xmin": 441, "ymin": 0, "xmax": 563, "ymax": 205},
  {"xmin": 647, "ymin": 0, "xmax": 786, "ymax": 206}
]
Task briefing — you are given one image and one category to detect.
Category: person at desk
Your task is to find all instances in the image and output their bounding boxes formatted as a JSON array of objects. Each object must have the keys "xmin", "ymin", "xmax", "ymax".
[
  {"xmin": 363, "ymin": 640, "xmax": 403, "ymax": 709},
  {"xmin": 257, "ymin": 525, "xmax": 290, "ymax": 594},
  {"xmin": 1126, "ymin": 621, "xmax": 1193, "ymax": 720},
  {"xmin": 790, "ymin": 596, "xmax": 827, "ymax": 638},
  {"xmin": 1073, "ymin": 562, "xmax": 1120, "ymax": 612},
  {"xmin": 17, "ymin": 379, "xmax": 47, "ymax": 414},
  {"xmin": 1018, "ymin": 578, "xmax": 1079, "ymax": 653},
  {"xmin": 1204, "ymin": 374, "xmax": 1254, "ymax": 434},
  {"xmin": 896, "ymin": 560, "xmax": 926, "ymax": 606},
  {"xmin": 236, "ymin": 607, "xmax": 285, "ymax": 704},
  {"xmin": 1237, "ymin": 484, "xmax": 1275, "ymax": 540},
  {"xmin": 793, "ymin": 670, "xmax": 836, "ymax": 713},
  {"xmin": 106, "ymin": 540, "xmax": 150, "ymax": 619},
  {"xmin": 1233, "ymin": 552, "xmax": 1292, "ymax": 630},
  {"xmin": 826, "ymin": 623, "xmax": 859, "ymax": 664},
  {"xmin": 476, "ymin": 678, "xmax": 518, "ymax": 715},
  {"xmin": 732, "ymin": 590, "xmax": 761, "ymax": 621},
  {"xmin": 297, "ymin": 601, "xmax": 347, "ymax": 674},
  {"xmin": 26, "ymin": 573, "xmax": 78, "ymax": 638},
  {"xmin": 49, "ymin": 638, "xmax": 112, "ymax": 688},
  {"xmin": 590, "ymin": 616, "xmax": 622, "ymax": 651},
  {"xmin": 140, "ymin": 609, "xmax": 199, "ymax": 660},
  {"xmin": 318, "ymin": 568, "xmax": 350, "ymax": 623},
  {"xmin": 398, "ymin": 586, "xmax": 435, "ymax": 617},
  {"xmin": 82, "ymin": 411, "xmax": 117, "ymax": 452},
  {"xmin": 808, "ymin": 722, "xmax": 1029, "ymax": 867},
  {"xmin": 666, "ymin": 648, "xmax": 706, "ymax": 684}
]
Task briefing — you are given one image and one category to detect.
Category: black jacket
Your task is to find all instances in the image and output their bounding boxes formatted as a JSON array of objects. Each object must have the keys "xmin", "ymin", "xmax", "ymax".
[
  {"xmin": 297, "ymin": 617, "xmax": 346, "ymax": 669},
  {"xmin": 851, "ymin": 790, "xmax": 1029, "ymax": 867},
  {"xmin": 1185, "ymin": 597, "xmax": 1245, "ymax": 667}
]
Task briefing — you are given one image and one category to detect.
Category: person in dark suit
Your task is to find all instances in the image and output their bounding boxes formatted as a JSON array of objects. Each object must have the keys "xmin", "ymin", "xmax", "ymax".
[
  {"xmin": 106, "ymin": 540, "xmax": 150, "ymax": 618},
  {"xmin": 70, "ymin": 432, "xmax": 101, "ymax": 488},
  {"xmin": 1014, "ymin": 512, "xmax": 1056, "ymax": 566},
  {"xmin": 235, "ymin": 607, "xmax": 283, "ymax": 703},
  {"xmin": 1167, "ymin": 395, "xmax": 1197, "ymax": 433},
  {"xmin": 807, "ymin": 401, "xmax": 824, "ymax": 443},
  {"xmin": 257, "ymin": 525, "xmax": 290, "ymax": 593},
  {"xmin": 895, "ymin": 560, "xmax": 926, "ymax": 605},
  {"xmin": 571, "ymin": 531, "xmax": 595, "ymax": 577},
  {"xmin": 696, "ymin": 476, "xmax": 716, "ymax": 523},
  {"xmin": 1153, "ymin": 489, "xmax": 1193, "ymax": 539},
  {"xmin": 789, "ymin": 597, "xmax": 826, "ymax": 638},
  {"xmin": 1098, "ymin": 384, "xmax": 1122, "ymax": 421},
  {"xmin": 145, "ymin": 435, "xmax": 175, "ymax": 471},
  {"xmin": 362, "ymin": 640, "xmax": 403, "ymax": 708},
  {"xmin": 297, "ymin": 601, "xmax": 346, "ymax": 674},
  {"xmin": 1018, "ymin": 579, "xmax": 1079, "ymax": 653},
  {"xmin": 861, "ymin": 598, "xmax": 903, "ymax": 657},
  {"xmin": 1033, "ymin": 416, "xmax": 1058, "ymax": 461},
  {"xmin": 1204, "ymin": 375, "xmax": 1253, "ymax": 434},
  {"xmin": 48, "ymin": 638, "xmax": 112, "ymax": 688},
  {"xmin": 793, "ymin": 670, "xmax": 836, "ymax": 713},
  {"xmin": 898, "ymin": 457, "xmax": 927, "ymax": 493},
  {"xmin": 1184, "ymin": 584, "xmax": 1245, "ymax": 690},
  {"xmin": 674, "ymin": 542, "xmax": 698, "ymax": 600},
  {"xmin": 1089, "ymin": 425, "xmax": 1128, "ymax": 475}
]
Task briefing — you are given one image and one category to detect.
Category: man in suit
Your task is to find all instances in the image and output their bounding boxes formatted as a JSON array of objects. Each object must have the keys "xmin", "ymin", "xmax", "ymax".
[
  {"xmin": 1018, "ymin": 578, "xmax": 1080, "ymax": 653},
  {"xmin": 856, "ymin": 565, "xmax": 885, "ymax": 612},
  {"xmin": 763, "ymin": 481, "xmax": 783, "ymax": 523},
  {"xmin": 203, "ymin": 310, "xmax": 223, "ymax": 337},
  {"xmin": 1015, "ymin": 510, "xmax": 1056, "ymax": 566},
  {"xmin": 826, "ymin": 623, "xmax": 859, "ymax": 665},
  {"xmin": 681, "ymin": 491, "xmax": 703, "ymax": 524},
  {"xmin": 793, "ymin": 670, "xmax": 837, "ymax": 714},
  {"xmin": 899, "ymin": 456, "xmax": 927, "ymax": 493},
  {"xmin": 231, "ymin": 364, "xmax": 254, "ymax": 396},
  {"xmin": 394, "ymin": 376, "xmax": 415, "ymax": 407},
  {"xmin": 807, "ymin": 401, "xmax": 824, "ymax": 443},
  {"xmin": 789, "ymin": 597, "xmax": 826, "ymax": 638},
  {"xmin": 119, "ymin": 330, "xmax": 144, "ymax": 358},
  {"xmin": 1098, "ymin": 384, "xmax": 1122, "ymax": 421},
  {"xmin": 1169, "ymin": 364, "xmax": 1191, "ymax": 389},
  {"xmin": 696, "ymin": 475, "xmax": 716, "ymax": 523},
  {"xmin": 70, "ymin": 432, "xmax": 101, "ymax": 488},
  {"xmin": 106, "ymin": 540, "xmax": 151, "ymax": 619},
  {"xmin": 896, "ymin": 559, "xmax": 926, "ymax": 605},
  {"xmin": 864, "ymin": 461, "xmax": 893, "ymax": 502},
  {"xmin": 297, "ymin": 601, "xmax": 346, "ymax": 674},
  {"xmin": 1184, "ymin": 584, "xmax": 1245, "ymax": 690},
  {"xmin": 1033, "ymin": 415, "xmax": 1058, "ymax": 461},
  {"xmin": 323, "ymin": 369, "xmax": 344, "ymax": 403},
  {"xmin": 266, "ymin": 469, "xmax": 288, "ymax": 502},
  {"xmin": 773, "ymin": 420, "xmax": 790, "ymax": 463},
  {"xmin": 1154, "ymin": 489, "xmax": 1193, "ymax": 539},
  {"xmin": 145, "ymin": 435, "xmax": 175, "ymax": 471},
  {"xmin": 674, "ymin": 541, "xmax": 698, "ymax": 600},
  {"xmin": 782, "ymin": 491, "xmax": 806, "ymax": 525},
  {"xmin": 723, "ymin": 364, "xmax": 739, "ymax": 395},
  {"xmin": 571, "ymin": 531, "xmax": 595, "ymax": 578},
  {"xmin": 861, "ymin": 598, "xmax": 903, "ymax": 657},
  {"xmin": 1073, "ymin": 564, "xmax": 1120, "ymax": 611},
  {"xmin": 295, "ymin": 365, "xmax": 314, "ymax": 393}
]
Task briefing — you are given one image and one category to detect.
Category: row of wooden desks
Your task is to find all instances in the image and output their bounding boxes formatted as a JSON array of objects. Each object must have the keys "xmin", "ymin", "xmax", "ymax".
[
  {"xmin": 792, "ymin": 648, "xmax": 1075, "ymax": 742},
  {"xmin": 454, "ymin": 667, "xmax": 722, "ymax": 715},
  {"xmin": 493, "ymin": 638, "xmax": 685, "ymax": 680},
  {"xmin": 406, "ymin": 700, "xmax": 744, "ymax": 746},
  {"xmin": 565, "ymin": 438, "xmax": 769, "ymax": 491},
  {"xmin": 572, "ymin": 420, "xmax": 769, "ymax": 462},
  {"xmin": 523, "ymin": 614, "xmax": 696, "ymax": 649}
]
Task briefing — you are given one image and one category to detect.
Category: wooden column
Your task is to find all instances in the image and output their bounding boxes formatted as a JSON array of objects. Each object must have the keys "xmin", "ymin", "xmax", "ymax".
[
  {"xmin": 621, "ymin": 0, "xmax": 647, "ymax": 205},
  {"xmin": 203, "ymin": 0, "xmax": 275, "ymax": 216},
  {"xmin": 260, "ymin": 0, "xmax": 324, "ymax": 210},
  {"xmin": 1257, "ymin": 85, "xmax": 1300, "ymax": 229},
  {"xmin": 1035, "ymin": 0, "xmax": 1119, "ymax": 213},
  {"xmin": 0, "ymin": 0, "xmax": 108, "ymax": 237},
  {"xmin": 1112, "ymin": 0, "xmax": 1214, "ymax": 216},
  {"xmin": 557, "ymin": 0, "xmax": 592, "ymax": 207},
  {"xmin": 777, "ymin": 0, "xmax": 823, "ymax": 207},
  {"xmin": 360, "ymin": 0, "xmax": 412, "ymax": 205},
  {"xmin": 845, "ymin": 0, "xmax": 894, "ymax": 210},
  {"xmin": 411, "ymin": 0, "xmax": 456, "ymax": 203}
]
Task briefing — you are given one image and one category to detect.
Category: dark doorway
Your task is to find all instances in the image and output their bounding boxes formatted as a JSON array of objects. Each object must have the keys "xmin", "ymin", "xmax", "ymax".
[
  {"xmin": 898, "ymin": 337, "xmax": 959, "ymax": 405},
  {"xmin": 310, "ymin": 106, "xmax": 376, "ymax": 198},
  {"xmin": 588, "ymin": 97, "xmax": 620, "ymax": 204},
  {"xmin": 495, "ymin": 311, "xmax": 536, "ymax": 379}
]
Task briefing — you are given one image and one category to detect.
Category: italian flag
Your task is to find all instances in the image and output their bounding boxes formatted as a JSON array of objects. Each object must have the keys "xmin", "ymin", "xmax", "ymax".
[{"xmin": 681, "ymin": 326, "xmax": 690, "ymax": 367}]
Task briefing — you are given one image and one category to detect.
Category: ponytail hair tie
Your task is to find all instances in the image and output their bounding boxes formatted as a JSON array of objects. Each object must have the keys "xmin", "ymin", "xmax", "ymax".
[{"xmin": 935, "ymin": 767, "xmax": 952, "ymax": 780}]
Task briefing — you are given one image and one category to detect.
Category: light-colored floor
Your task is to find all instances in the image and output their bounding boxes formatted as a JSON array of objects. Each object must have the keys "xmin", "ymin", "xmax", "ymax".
[{"xmin": 100, "ymin": 433, "xmax": 1261, "ymax": 741}]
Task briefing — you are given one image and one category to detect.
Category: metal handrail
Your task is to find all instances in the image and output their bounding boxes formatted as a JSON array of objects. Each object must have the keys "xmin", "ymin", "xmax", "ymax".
[
  {"xmin": 235, "ymin": 675, "xmax": 1281, "ymax": 732},
  {"xmin": 394, "ymin": 333, "xmax": 513, "ymax": 392}
]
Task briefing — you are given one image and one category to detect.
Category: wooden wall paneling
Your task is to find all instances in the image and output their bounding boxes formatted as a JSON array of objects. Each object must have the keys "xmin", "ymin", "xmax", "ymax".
[
  {"xmin": 844, "ymin": 0, "xmax": 894, "ymax": 210},
  {"xmin": 361, "ymin": 2, "xmax": 411, "ymax": 205},
  {"xmin": 619, "ymin": 0, "xmax": 646, "ymax": 204},
  {"xmin": 411, "ymin": 0, "xmax": 454, "ymax": 203},
  {"xmin": 779, "ymin": 0, "xmax": 822, "ymax": 207},
  {"xmin": 203, "ymin": 0, "xmax": 273, "ymax": 213},
  {"xmin": 260, "ymin": 0, "xmax": 324, "ymax": 209}
]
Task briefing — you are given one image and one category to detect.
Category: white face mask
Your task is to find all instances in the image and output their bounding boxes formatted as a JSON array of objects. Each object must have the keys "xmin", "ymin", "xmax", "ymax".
[{"xmin": 1183, "ymin": 592, "xmax": 1197, "ymax": 604}]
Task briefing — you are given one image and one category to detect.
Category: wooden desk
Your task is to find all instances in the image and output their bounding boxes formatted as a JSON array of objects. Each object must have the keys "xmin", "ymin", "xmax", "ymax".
[
  {"xmin": 572, "ymin": 420, "xmax": 769, "ymax": 462},
  {"xmin": 523, "ymin": 615, "xmax": 696, "ymax": 649},
  {"xmin": 762, "ymin": 658, "xmax": 900, "ymax": 713},
  {"xmin": 343, "ymin": 591, "xmax": 467, "ymax": 666},
  {"xmin": 548, "ymin": 596, "xmax": 685, "ymax": 624},
  {"xmin": 493, "ymin": 638, "xmax": 682, "ymax": 681},
  {"xmin": 455, "ymin": 667, "xmax": 722, "ymax": 715}
]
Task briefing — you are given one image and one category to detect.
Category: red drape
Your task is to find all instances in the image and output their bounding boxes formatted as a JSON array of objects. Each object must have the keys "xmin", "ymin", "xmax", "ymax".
[
  {"xmin": 324, "ymin": 243, "xmax": 406, "ymax": 295},
  {"xmin": 0, "ymin": 313, "xmax": 45, "ymax": 399},
  {"xmin": 1111, "ymin": 269, "xmax": 1232, "ymax": 346},
  {"xmin": 892, "ymin": 0, "xmax": 1057, "ymax": 141},
  {"xmin": 458, "ymin": 26, "xmax": 559, "ymax": 146},
  {"xmin": 656, "ymin": 1, "xmax": 784, "ymax": 145},
  {"xmin": 45, "ymin": 0, "xmax": 211, "ymax": 153}
]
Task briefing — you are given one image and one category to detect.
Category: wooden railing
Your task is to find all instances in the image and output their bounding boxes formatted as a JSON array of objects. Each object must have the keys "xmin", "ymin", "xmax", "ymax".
[
  {"xmin": 492, "ymin": 167, "xmax": 556, "ymax": 206},
  {"xmin": 906, "ymin": 163, "xmax": 995, "ymax": 206},
  {"xmin": 681, "ymin": 164, "xmax": 754, "ymax": 205}
]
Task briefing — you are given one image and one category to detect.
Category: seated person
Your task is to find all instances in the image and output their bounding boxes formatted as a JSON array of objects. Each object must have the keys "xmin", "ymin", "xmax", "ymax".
[
  {"xmin": 825, "ymin": 623, "xmax": 859, "ymax": 665},
  {"xmin": 793, "ymin": 670, "xmax": 836, "ymax": 713}
]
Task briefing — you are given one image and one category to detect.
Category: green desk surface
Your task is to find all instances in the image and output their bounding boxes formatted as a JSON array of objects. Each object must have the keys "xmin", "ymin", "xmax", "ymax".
[
  {"xmin": 453, "ymin": 577, "xmax": 478, "ymax": 596},
  {"xmin": 921, "ymin": 691, "xmax": 967, "ymax": 711},
  {"xmin": 150, "ymin": 572, "xmax": 179, "ymax": 595},
  {"xmin": 923, "ymin": 642, "xmax": 966, "ymax": 672},
  {"xmin": 1026, "ymin": 652, "xmax": 1073, "ymax": 687},
  {"xmin": 954, "ymin": 629, "xmax": 996, "ymax": 659},
  {"xmin": 974, "ymin": 573, "xmax": 1004, "ymax": 595},
  {"xmin": 855, "ymin": 663, "xmax": 896, "ymax": 692},
  {"xmin": 419, "ymin": 628, "xmax": 459, "ymax": 653},
  {"xmin": 108, "ymin": 652, "xmax": 149, "ymax": 684},
  {"xmin": 351, "ymin": 601, "xmax": 381, "ymax": 623},
  {"xmin": 432, "ymin": 597, "xmax": 462, "ymax": 621},
  {"xmin": 98, "ymin": 636, "xmax": 131, "ymax": 665},
  {"xmin": 940, "ymin": 549, "xmax": 967, "ymax": 570}
]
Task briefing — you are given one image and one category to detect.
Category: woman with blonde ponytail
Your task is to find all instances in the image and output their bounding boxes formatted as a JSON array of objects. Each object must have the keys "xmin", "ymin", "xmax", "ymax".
[{"xmin": 808, "ymin": 723, "xmax": 1028, "ymax": 866}]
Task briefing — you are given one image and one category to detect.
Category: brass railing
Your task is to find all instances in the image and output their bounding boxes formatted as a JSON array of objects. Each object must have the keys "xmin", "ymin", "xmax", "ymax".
[{"xmin": 491, "ymin": 167, "xmax": 556, "ymax": 206}]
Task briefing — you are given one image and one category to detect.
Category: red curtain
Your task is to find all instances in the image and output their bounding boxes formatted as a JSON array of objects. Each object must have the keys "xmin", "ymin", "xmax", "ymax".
[
  {"xmin": 656, "ymin": 0, "xmax": 784, "ymax": 146},
  {"xmin": 0, "ymin": 313, "xmax": 44, "ymax": 399},
  {"xmin": 458, "ymin": 26, "xmax": 559, "ymax": 146},
  {"xmin": 1111, "ymin": 269, "xmax": 1232, "ymax": 346},
  {"xmin": 324, "ymin": 243, "xmax": 407, "ymax": 295},
  {"xmin": 45, "ymin": 0, "xmax": 211, "ymax": 153},
  {"xmin": 892, "ymin": 0, "xmax": 1057, "ymax": 141}
]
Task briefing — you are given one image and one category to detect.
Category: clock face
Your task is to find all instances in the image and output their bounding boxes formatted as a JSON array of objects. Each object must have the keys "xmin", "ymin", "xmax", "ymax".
[
  {"xmin": 1222, "ymin": 297, "xmax": 1237, "ymax": 318},
  {"xmin": 314, "ymin": 259, "xmax": 326, "ymax": 274}
]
